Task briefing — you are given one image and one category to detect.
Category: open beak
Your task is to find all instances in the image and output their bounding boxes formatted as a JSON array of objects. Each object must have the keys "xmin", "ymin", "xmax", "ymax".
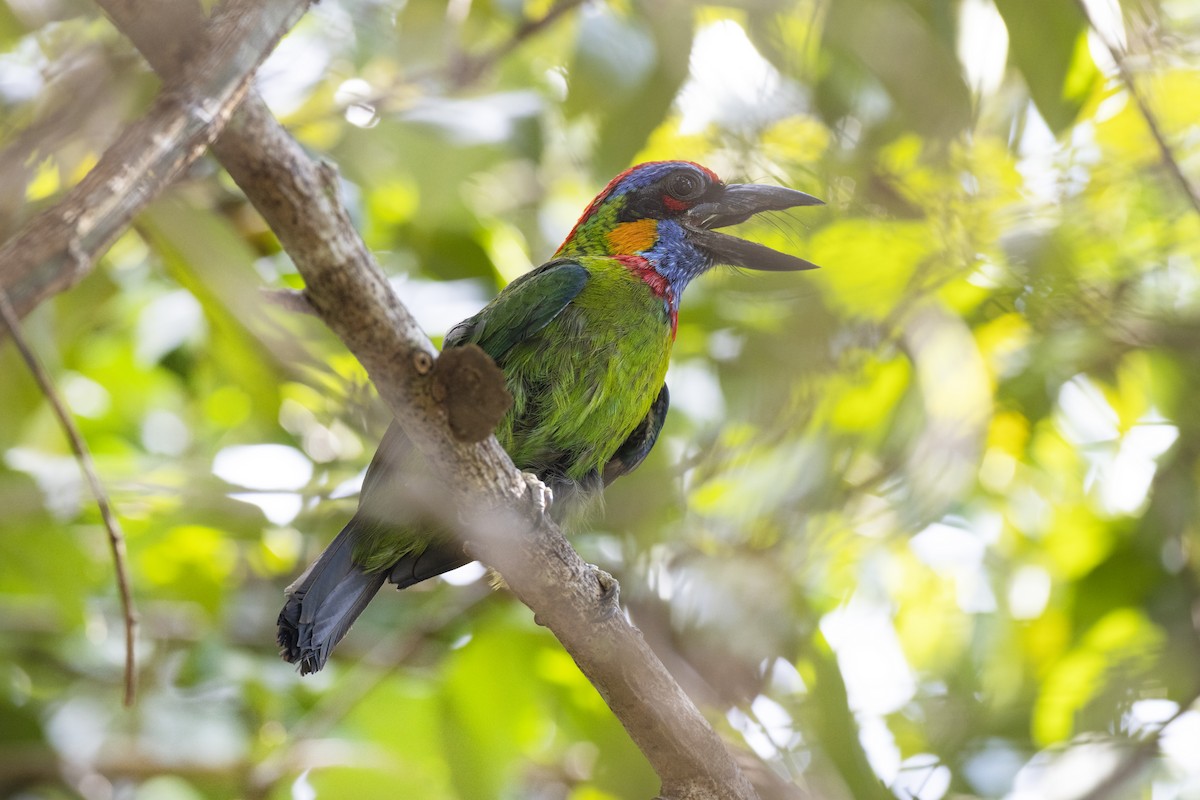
[{"xmin": 685, "ymin": 183, "xmax": 823, "ymax": 271}]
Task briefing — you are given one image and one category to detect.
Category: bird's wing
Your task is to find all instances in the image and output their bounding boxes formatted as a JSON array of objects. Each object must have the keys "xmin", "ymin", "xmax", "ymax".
[
  {"xmin": 602, "ymin": 383, "xmax": 669, "ymax": 485},
  {"xmin": 360, "ymin": 261, "xmax": 589, "ymax": 502},
  {"xmin": 444, "ymin": 259, "xmax": 590, "ymax": 360}
]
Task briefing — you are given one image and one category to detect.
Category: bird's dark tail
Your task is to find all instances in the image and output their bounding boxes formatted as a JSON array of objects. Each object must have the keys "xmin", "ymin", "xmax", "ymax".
[
  {"xmin": 278, "ymin": 518, "xmax": 470, "ymax": 674},
  {"xmin": 277, "ymin": 519, "xmax": 388, "ymax": 675}
]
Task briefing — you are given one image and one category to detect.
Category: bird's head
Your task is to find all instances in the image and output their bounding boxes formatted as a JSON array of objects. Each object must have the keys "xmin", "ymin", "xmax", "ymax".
[{"xmin": 555, "ymin": 161, "xmax": 822, "ymax": 309}]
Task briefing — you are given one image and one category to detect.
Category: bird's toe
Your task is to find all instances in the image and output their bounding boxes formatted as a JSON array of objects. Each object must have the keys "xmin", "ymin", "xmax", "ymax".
[{"xmin": 521, "ymin": 472, "xmax": 554, "ymax": 516}]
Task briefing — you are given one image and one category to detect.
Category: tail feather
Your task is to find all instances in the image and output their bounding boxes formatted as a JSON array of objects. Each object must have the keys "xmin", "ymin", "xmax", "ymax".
[
  {"xmin": 277, "ymin": 521, "xmax": 387, "ymax": 675},
  {"xmin": 278, "ymin": 519, "xmax": 470, "ymax": 674}
]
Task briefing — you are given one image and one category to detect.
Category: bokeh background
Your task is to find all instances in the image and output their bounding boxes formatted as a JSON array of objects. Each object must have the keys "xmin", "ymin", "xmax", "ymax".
[{"xmin": 2, "ymin": 0, "xmax": 1200, "ymax": 798}]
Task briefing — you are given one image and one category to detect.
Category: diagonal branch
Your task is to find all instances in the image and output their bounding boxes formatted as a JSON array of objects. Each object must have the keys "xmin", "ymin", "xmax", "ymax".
[
  {"xmin": 96, "ymin": 1, "xmax": 766, "ymax": 797},
  {"xmin": 0, "ymin": 0, "xmax": 312, "ymax": 322}
]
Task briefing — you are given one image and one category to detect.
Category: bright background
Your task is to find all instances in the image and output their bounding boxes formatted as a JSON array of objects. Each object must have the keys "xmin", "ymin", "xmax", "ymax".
[{"xmin": 2, "ymin": 0, "xmax": 1200, "ymax": 798}]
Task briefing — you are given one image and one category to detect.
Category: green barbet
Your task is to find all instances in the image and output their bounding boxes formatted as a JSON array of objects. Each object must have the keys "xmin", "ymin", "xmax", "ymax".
[{"xmin": 278, "ymin": 161, "xmax": 821, "ymax": 673}]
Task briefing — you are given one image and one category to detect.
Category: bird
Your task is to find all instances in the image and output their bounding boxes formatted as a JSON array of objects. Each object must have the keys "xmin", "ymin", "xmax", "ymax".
[{"xmin": 277, "ymin": 160, "xmax": 822, "ymax": 674}]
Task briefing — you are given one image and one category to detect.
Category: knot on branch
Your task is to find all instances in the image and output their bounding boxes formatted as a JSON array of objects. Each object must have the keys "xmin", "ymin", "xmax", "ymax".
[
  {"xmin": 430, "ymin": 343, "xmax": 512, "ymax": 443},
  {"xmin": 591, "ymin": 565, "xmax": 621, "ymax": 621}
]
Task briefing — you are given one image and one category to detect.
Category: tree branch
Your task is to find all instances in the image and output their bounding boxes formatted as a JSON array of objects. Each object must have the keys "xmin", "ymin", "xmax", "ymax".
[
  {"xmin": 0, "ymin": 0, "xmax": 311, "ymax": 321},
  {"xmin": 0, "ymin": 289, "xmax": 138, "ymax": 706},
  {"xmin": 96, "ymin": 1, "xmax": 764, "ymax": 796}
]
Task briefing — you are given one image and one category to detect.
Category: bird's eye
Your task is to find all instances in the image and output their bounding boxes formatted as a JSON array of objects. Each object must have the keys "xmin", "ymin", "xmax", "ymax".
[{"xmin": 665, "ymin": 171, "xmax": 706, "ymax": 201}]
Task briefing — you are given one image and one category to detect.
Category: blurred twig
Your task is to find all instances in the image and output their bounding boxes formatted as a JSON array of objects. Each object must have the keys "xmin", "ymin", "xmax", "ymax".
[
  {"xmin": 285, "ymin": 0, "xmax": 589, "ymax": 128},
  {"xmin": 0, "ymin": 0, "xmax": 312, "ymax": 324},
  {"xmin": 1072, "ymin": 0, "xmax": 1200, "ymax": 216},
  {"xmin": 1073, "ymin": 686, "xmax": 1200, "ymax": 800},
  {"xmin": 0, "ymin": 45, "xmax": 123, "ymax": 236},
  {"xmin": 259, "ymin": 286, "xmax": 319, "ymax": 316},
  {"xmin": 446, "ymin": 0, "xmax": 590, "ymax": 88},
  {"xmin": 0, "ymin": 289, "xmax": 138, "ymax": 706}
]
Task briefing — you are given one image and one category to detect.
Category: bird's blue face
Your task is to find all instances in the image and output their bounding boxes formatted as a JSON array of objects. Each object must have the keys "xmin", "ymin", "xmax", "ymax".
[{"xmin": 556, "ymin": 160, "xmax": 823, "ymax": 310}]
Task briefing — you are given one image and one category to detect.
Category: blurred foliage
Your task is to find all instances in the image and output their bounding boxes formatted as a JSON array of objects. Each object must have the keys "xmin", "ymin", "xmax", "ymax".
[{"xmin": 2, "ymin": 0, "xmax": 1200, "ymax": 798}]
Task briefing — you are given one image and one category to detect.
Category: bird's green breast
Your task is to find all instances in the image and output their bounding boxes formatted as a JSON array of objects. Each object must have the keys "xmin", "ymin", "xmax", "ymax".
[{"xmin": 495, "ymin": 256, "xmax": 674, "ymax": 484}]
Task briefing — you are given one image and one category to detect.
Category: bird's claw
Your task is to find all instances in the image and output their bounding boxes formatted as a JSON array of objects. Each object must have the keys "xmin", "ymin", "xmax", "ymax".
[
  {"xmin": 522, "ymin": 472, "xmax": 553, "ymax": 517},
  {"xmin": 590, "ymin": 565, "xmax": 621, "ymax": 620}
]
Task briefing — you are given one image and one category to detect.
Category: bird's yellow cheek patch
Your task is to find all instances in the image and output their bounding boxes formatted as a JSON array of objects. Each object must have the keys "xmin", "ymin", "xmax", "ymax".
[{"xmin": 606, "ymin": 219, "xmax": 658, "ymax": 254}]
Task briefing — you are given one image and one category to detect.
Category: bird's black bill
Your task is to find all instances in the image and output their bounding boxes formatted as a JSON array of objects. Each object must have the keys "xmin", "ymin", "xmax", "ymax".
[
  {"xmin": 685, "ymin": 182, "xmax": 823, "ymax": 272},
  {"xmin": 688, "ymin": 228, "xmax": 821, "ymax": 271}
]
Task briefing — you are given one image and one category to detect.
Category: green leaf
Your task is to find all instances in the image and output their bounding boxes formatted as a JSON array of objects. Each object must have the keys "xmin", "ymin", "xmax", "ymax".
[{"xmin": 994, "ymin": 0, "xmax": 1100, "ymax": 133}]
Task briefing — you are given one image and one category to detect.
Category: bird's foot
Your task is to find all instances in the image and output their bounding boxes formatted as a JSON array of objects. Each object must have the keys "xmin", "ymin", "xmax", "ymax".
[
  {"xmin": 589, "ymin": 565, "xmax": 621, "ymax": 621},
  {"xmin": 521, "ymin": 472, "xmax": 553, "ymax": 517}
]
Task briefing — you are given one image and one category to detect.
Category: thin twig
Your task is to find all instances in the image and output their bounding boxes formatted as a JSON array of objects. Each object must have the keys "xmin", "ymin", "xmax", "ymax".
[
  {"xmin": 1073, "ymin": 686, "xmax": 1200, "ymax": 800},
  {"xmin": 259, "ymin": 286, "xmax": 319, "ymax": 316},
  {"xmin": 1072, "ymin": 0, "xmax": 1200, "ymax": 216},
  {"xmin": 447, "ymin": 0, "xmax": 590, "ymax": 87},
  {"xmin": 286, "ymin": 0, "xmax": 589, "ymax": 128},
  {"xmin": 0, "ymin": 289, "xmax": 138, "ymax": 706}
]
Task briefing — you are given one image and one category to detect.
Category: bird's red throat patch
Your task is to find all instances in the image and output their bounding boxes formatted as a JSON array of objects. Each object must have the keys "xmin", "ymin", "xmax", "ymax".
[{"xmin": 616, "ymin": 254, "xmax": 678, "ymax": 337}]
